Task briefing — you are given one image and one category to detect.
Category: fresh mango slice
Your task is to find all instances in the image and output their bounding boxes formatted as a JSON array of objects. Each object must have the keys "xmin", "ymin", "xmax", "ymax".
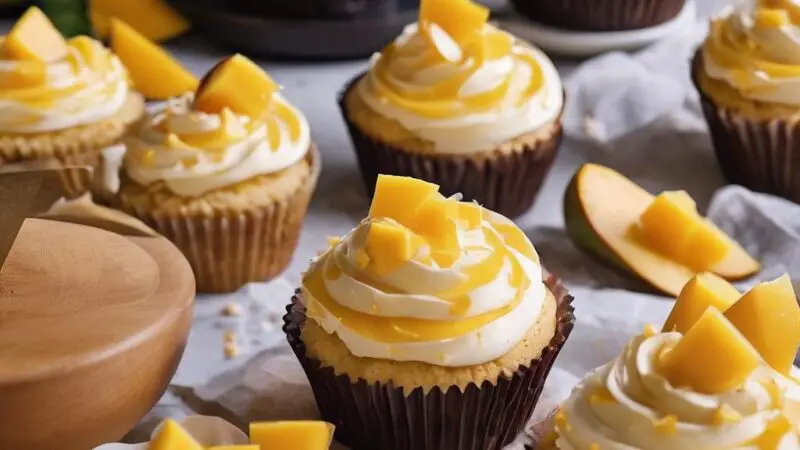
[
  {"xmin": 563, "ymin": 164, "xmax": 760, "ymax": 296},
  {"xmin": 662, "ymin": 273, "xmax": 740, "ymax": 334},
  {"xmin": 194, "ymin": 54, "xmax": 279, "ymax": 119},
  {"xmin": 249, "ymin": 421, "xmax": 334, "ymax": 450},
  {"xmin": 110, "ymin": 19, "xmax": 198, "ymax": 100},
  {"xmin": 724, "ymin": 275, "xmax": 800, "ymax": 374},
  {"xmin": 4, "ymin": 6, "xmax": 69, "ymax": 62},
  {"xmin": 369, "ymin": 174, "xmax": 439, "ymax": 225},
  {"xmin": 364, "ymin": 221, "xmax": 422, "ymax": 276},
  {"xmin": 90, "ymin": 0, "xmax": 190, "ymax": 42},
  {"xmin": 419, "ymin": 0, "xmax": 489, "ymax": 44},
  {"xmin": 149, "ymin": 419, "xmax": 204, "ymax": 450},
  {"xmin": 660, "ymin": 307, "xmax": 761, "ymax": 394}
]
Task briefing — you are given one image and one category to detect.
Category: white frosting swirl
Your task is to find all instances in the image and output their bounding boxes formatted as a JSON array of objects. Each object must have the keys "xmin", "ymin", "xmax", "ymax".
[
  {"xmin": 358, "ymin": 23, "xmax": 563, "ymax": 153},
  {"xmin": 0, "ymin": 37, "xmax": 129, "ymax": 133},
  {"xmin": 302, "ymin": 207, "xmax": 547, "ymax": 367},
  {"xmin": 555, "ymin": 332, "xmax": 800, "ymax": 449},
  {"xmin": 124, "ymin": 94, "xmax": 310, "ymax": 197},
  {"xmin": 702, "ymin": 1, "xmax": 800, "ymax": 106}
]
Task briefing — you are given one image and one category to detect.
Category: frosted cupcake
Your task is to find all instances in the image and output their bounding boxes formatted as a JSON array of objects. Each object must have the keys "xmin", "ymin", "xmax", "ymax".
[
  {"xmin": 0, "ymin": 7, "xmax": 143, "ymax": 197},
  {"xmin": 538, "ymin": 274, "xmax": 800, "ymax": 449},
  {"xmin": 339, "ymin": 0, "xmax": 564, "ymax": 218},
  {"xmin": 284, "ymin": 175, "xmax": 575, "ymax": 450},
  {"xmin": 693, "ymin": 0, "xmax": 800, "ymax": 203},
  {"xmin": 115, "ymin": 54, "xmax": 320, "ymax": 293},
  {"xmin": 511, "ymin": 0, "xmax": 687, "ymax": 31}
]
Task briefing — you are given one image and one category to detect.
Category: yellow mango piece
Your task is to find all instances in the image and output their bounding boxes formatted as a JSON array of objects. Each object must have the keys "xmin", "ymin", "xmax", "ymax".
[
  {"xmin": 660, "ymin": 307, "xmax": 760, "ymax": 394},
  {"xmin": 364, "ymin": 221, "xmax": 422, "ymax": 276},
  {"xmin": 458, "ymin": 202, "xmax": 483, "ymax": 229},
  {"xmin": 4, "ymin": 6, "xmax": 68, "ymax": 62},
  {"xmin": 249, "ymin": 421, "xmax": 334, "ymax": 450},
  {"xmin": 369, "ymin": 175, "xmax": 440, "ymax": 226},
  {"xmin": 0, "ymin": 59, "xmax": 46, "ymax": 90},
  {"xmin": 414, "ymin": 196, "xmax": 460, "ymax": 267},
  {"xmin": 149, "ymin": 419, "xmax": 204, "ymax": 450},
  {"xmin": 419, "ymin": 0, "xmax": 489, "ymax": 44},
  {"xmin": 662, "ymin": 273, "xmax": 740, "ymax": 334},
  {"xmin": 90, "ymin": 0, "xmax": 190, "ymax": 42},
  {"xmin": 724, "ymin": 275, "xmax": 800, "ymax": 374},
  {"xmin": 754, "ymin": 9, "xmax": 790, "ymax": 28},
  {"xmin": 682, "ymin": 223, "xmax": 731, "ymax": 272},
  {"xmin": 110, "ymin": 19, "xmax": 198, "ymax": 100},
  {"xmin": 207, "ymin": 447, "xmax": 259, "ymax": 450},
  {"xmin": 195, "ymin": 54, "xmax": 279, "ymax": 118}
]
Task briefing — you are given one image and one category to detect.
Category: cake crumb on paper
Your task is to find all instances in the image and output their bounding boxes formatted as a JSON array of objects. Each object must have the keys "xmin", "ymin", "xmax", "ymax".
[
  {"xmin": 223, "ymin": 341, "xmax": 239, "ymax": 359},
  {"xmin": 220, "ymin": 302, "xmax": 242, "ymax": 317}
]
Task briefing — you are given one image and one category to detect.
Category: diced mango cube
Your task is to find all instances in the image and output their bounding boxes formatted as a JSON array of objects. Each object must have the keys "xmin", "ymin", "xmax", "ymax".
[
  {"xmin": 724, "ymin": 275, "xmax": 800, "ymax": 374},
  {"xmin": 110, "ymin": 19, "xmax": 198, "ymax": 100},
  {"xmin": 90, "ymin": 0, "xmax": 190, "ymax": 42},
  {"xmin": 682, "ymin": 223, "xmax": 732, "ymax": 272},
  {"xmin": 195, "ymin": 54, "xmax": 279, "ymax": 118},
  {"xmin": 662, "ymin": 273, "xmax": 740, "ymax": 334},
  {"xmin": 149, "ymin": 419, "xmax": 204, "ymax": 450},
  {"xmin": 249, "ymin": 421, "xmax": 334, "ymax": 450},
  {"xmin": 369, "ymin": 175, "xmax": 440, "ymax": 225},
  {"xmin": 458, "ymin": 202, "xmax": 483, "ymax": 229},
  {"xmin": 4, "ymin": 6, "xmax": 68, "ymax": 62},
  {"xmin": 419, "ymin": 0, "xmax": 489, "ymax": 44},
  {"xmin": 660, "ymin": 307, "xmax": 760, "ymax": 394},
  {"xmin": 414, "ymin": 196, "xmax": 460, "ymax": 267},
  {"xmin": 364, "ymin": 221, "xmax": 421, "ymax": 276}
]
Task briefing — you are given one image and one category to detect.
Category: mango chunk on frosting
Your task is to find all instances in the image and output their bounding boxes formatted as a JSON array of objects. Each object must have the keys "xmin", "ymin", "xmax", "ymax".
[
  {"xmin": 364, "ymin": 221, "xmax": 424, "ymax": 276},
  {"xmin": 149, "ymin": 419, "xmax": 204, "ymax": 450},
  {"xmin": 110, "ymin": 19, "xmax": 198, "ymax": 100},
  {"xmin": 662, "ymin": 273, "xmax": 740, "ymax": 334},
  {"xmin": 369, "ymin": 175, "xmax": 439, "ymax": 226},
  {"xmin": 195, "ymin": 54, "xmax": 279, "ymax": 119},
  {"xmin": 724, "ymin": 275, "xmax": 800, "ymax": 374},
  {"xmin": 419, "ymin": 0, "xmax": 489, "ymax": 45},
  {"xmin": 249, "ymin": 421, "xmax": 334, "ymax": 449},
  {"xmin": 638, "ymin": 191, "xmax": 731, "ymax": 272},
  {"xmin": 4, "ymin": 7, "xmax": 68, "ymax": 63},
  {"xmin": 660, "ymin": 307, "xmax": 761, "ymax": 394}
]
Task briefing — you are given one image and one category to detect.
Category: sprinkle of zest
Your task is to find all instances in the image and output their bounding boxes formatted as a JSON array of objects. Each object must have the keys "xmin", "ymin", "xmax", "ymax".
[
  {"xmin": 554, "ymin": 409, "xmax": 571, "ymax": 432},
  {"xmin": 712, "ymin": 404, "xmax": 742, "ymax": 426},
  {"xmin": 653, "ymin": 415, "xmax": 678, "ymax": 435},
  {"xmin": 643, "ymin": 323, "xmax": 658, "ymax": 338}
]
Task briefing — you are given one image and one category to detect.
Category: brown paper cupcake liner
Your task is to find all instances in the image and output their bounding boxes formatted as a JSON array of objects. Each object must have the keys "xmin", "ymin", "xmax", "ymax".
[
  {"xmin": 283, "ymin": 272, "xmax": 575, "ymax": 450},
  {"xmin": 338, "ymin": 75, "xmax": 563, "ymax": 219},
  {"xmin": 691, "ymin": 52, "xmax": 800, "ymax": 204},
  {"xmin": 509, "ymin": 0, "xmax": 686, "ymax": 31},
  {"xmin": 119, "ymin": 146, "xmax": 321, "ymax": 293}
]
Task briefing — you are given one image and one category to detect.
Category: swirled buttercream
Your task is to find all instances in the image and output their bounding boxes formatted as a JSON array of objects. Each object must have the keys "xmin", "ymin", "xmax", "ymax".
[
  {"xmin": 702, "ymin": 0, "xmax": 800, "ymax": 106},
  {"xmin": 0, "ymin": 36, "xmax": 130, "ymax": 133},
  {"xmin": 554, "ymin": 330, "xmax": 800, "ymax": 449},
  {"xmin": 302, "ymin": 181, "xmax": 548, "ymax": 367},
  {"xmin": 124, "ymin": 93, "xmax": 310, "ymax": 197},
  {"xmin": 357, "ymin": 21, "xmax": 563, "ymax": 153}
]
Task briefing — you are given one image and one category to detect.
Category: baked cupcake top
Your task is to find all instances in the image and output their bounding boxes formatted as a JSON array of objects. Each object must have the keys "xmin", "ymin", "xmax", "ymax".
[
  {"xmin": 356, "ymin": 0, "xmax": 563, "ymax": 153},
  {"xmin": 302, "ymin": 175, "xmax": 548, "ymax": 367},
  {"xmin": 124, "ymin": 54, "xmax": 310, "ymax": 197},
  {"xmin": 701, "ymin": 0, "xmax": 800, "ymax": 107},
  {"xmin": 552, "ymin": 275, "xmax": 800, "ymax": 450},
  {"xmin": 0, "ymin": 7, "xmax": 130, "ymax": 133}
]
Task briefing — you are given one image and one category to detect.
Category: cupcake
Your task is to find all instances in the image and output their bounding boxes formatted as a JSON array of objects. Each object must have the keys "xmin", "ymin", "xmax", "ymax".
[
  {"xmin": 284, "ymin": 175, "xmax": 575, "ymax": 450},
  {"xmin": 693, "ymin": 1, "xmax": 800, "ymax": 203},
  {"xmin": 339, "ymin": 0, "xmax": 564, "ymax": 218},
  {"xmin": 0, "ymin": 7, "xmax": 144, "ymax": 198},
  {"xmin": 114, "ymin": 54, "xmax": 320, "ymax": 293},
  {"xmin": 538, "ymin": 274, "xmax": 800, "ymax": 449},
  {"xmin": 510, "ymin": 0, "xmax": 687, "ymax": 32}
]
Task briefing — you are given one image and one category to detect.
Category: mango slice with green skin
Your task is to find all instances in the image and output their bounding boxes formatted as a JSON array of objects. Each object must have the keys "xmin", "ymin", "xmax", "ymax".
[{"xmin": 563, "ymin": 164, "xmax": 759, "ymax": 296}]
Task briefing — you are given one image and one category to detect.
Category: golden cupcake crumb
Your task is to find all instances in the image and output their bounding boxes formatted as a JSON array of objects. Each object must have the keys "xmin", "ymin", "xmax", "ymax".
[{"xmin": 220, "ymin": 302, "xmax": 242, "ymax": 317}]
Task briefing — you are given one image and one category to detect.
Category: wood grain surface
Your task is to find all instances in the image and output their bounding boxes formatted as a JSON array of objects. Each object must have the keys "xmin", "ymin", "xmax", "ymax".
[{"xmin": 0, "ymin": 218, "xmax": 195, "ymax": 450}]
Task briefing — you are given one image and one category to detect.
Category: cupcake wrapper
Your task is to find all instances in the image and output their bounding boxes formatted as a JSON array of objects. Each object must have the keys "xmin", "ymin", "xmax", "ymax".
[
  {"xmin": 691, "ymin": 52, "xmax": 800, "ymax": 203},
  {"xmin": 509, "ymin": 0, "xmax": 686, "ymax": 31},
  {"xmin": 121, "ymin": 145, "xmax": 321, "ymax": 293},
  {"xmin": 338, "ymin": 75, "xmax": 563, "ymax": 219},
  {"xmin": 283, "ymin": 273, "xmax": 575, "ymax": 450}
]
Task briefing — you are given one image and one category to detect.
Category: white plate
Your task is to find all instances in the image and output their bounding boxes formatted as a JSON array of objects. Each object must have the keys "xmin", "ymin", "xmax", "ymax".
[{"xmin": 497, "ymin": 0, "xmax": 698, "ymax": 57}]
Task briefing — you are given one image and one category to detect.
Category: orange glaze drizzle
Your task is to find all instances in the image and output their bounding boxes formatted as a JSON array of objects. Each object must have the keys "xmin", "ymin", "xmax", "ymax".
[{"xmin": 369, "ymin": 27, "xmax": 544, "ymax": 119}]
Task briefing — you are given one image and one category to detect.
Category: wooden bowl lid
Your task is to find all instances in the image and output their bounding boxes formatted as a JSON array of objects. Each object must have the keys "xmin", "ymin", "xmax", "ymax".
[{"xmin": 0, "ymin": 218, "xmax": 195, "ymax": 450}]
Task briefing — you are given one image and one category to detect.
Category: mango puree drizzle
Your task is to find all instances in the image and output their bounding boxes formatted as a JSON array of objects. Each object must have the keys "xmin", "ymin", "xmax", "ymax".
[
  {"xmin": 370, "ymin": 27, "xmax": 543, "ymax": 119},
  {"xmin": 308, "ymin": 221, "xmax": 535, "ymax": 343}
]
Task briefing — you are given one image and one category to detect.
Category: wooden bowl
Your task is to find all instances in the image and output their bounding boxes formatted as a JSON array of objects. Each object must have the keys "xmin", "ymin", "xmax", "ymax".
[{"xmin": 0, "ymin": 218, "xmax": 195, "ymax": 450}]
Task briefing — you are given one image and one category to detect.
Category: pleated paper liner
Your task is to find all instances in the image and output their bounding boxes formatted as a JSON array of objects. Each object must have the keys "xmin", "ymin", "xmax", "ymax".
[
  {"xmin": 691, "ymin": 52, "xmax": 800, "ymax": 204},
  {"xmin": 283, "ymin": 272, "xmax": 576, "ymax": 450},
  {"xmin": 509, "ymin": 0, "xmax": 686, "ymax": 31},
  {"xmin": 118, "ymin": 144, "xmax": 321, "ymax": 293},
  {"xmin": 338, "ymin": 74, "xmax": 563, "ymax": 219}
]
